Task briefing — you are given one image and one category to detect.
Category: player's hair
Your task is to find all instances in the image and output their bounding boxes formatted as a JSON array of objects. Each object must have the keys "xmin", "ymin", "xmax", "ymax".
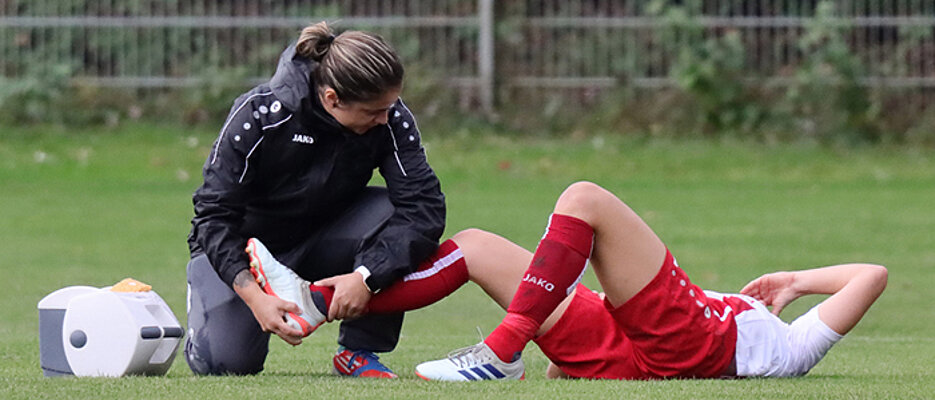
[{"xmin": 296, "ymin": 21, "xmax": 404, "ymax": 103}]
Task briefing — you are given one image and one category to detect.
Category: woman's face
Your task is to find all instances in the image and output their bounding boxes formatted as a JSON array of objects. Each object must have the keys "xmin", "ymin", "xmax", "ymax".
[{"xmin": 321, "ymin": 87, "xmax": 401, "ymax": 135}]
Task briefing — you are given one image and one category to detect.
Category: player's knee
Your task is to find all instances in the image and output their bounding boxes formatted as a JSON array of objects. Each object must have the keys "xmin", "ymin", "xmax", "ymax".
[{"xmin": 554, "ymin": 181, "xmax": 608, "ymax": 220}]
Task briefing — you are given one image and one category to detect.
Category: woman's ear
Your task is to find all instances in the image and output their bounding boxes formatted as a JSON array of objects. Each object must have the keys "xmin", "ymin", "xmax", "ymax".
[{"xmin": 321, "ymin": 87, "xmax": 340, "ymax": 108}]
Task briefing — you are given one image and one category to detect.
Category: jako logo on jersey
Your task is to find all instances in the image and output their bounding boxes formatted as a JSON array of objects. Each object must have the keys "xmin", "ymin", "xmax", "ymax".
[
  {"xmin": 522, "ymin": 274, "xmax": 555, "ymax": 292},
  {"xmin": 292, "ymin": 133, "xmax": 315, "ymax": 144}
]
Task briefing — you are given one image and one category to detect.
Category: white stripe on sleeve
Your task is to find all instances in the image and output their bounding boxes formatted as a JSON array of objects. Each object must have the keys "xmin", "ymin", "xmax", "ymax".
[
  {"xmin": 238, "ymin": 136, "xmax": 265, "ymax": 183},
  {"xmin": 211, "ymin": 91, "xmax": 274, "ymax": 164}
]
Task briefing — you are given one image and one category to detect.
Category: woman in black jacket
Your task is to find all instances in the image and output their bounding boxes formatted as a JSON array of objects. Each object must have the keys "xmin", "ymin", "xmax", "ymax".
[{"xmin": 185, "ymin": 21, "xmax": 446, "ymax": 378}]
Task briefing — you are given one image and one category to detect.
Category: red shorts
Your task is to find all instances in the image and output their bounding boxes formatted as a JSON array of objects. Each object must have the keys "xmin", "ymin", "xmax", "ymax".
[{"xmin": 533, "ymin": 250, "xmax": 737, "ymax": 379}]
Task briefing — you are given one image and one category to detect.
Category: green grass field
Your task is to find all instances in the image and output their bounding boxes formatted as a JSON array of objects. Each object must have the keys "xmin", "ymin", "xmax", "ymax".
[{"xmin": 1, "ymin": 124, "xmax": 934, "ymax": 399}]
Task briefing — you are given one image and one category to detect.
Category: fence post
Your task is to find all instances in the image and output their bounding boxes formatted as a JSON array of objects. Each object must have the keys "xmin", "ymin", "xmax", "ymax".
[{"xmin": 478, "ymin": 0, "xmax": 495, "ymax": 117}]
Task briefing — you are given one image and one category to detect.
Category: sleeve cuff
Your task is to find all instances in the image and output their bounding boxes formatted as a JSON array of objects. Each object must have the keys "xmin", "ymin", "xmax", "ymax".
[{"xmin": 354, "ymin": 265, "xmax": 379, "ymax": 293}]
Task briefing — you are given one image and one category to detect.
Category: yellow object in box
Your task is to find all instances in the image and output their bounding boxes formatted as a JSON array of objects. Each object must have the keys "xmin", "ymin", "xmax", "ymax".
[{"xmin": 110, "ymin": 278, "xmax": 152, "ymax": 293}]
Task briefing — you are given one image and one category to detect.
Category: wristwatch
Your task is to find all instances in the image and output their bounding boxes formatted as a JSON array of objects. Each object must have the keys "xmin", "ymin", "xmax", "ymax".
[{"xmin": 354, "ymin": 266, "xmax": 379, "ymax": 293}]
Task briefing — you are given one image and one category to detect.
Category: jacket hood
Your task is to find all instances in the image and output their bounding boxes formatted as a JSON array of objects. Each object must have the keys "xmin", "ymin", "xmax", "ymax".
[{"xmin": 269, "ymin": 43, "xmax": 316, "ymax": 113}]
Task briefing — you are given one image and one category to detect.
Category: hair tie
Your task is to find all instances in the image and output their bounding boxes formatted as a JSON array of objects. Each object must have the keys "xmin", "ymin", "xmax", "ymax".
[{"xmin": 321, "ymin": 34, "xmax": 336, "ymax": 46}]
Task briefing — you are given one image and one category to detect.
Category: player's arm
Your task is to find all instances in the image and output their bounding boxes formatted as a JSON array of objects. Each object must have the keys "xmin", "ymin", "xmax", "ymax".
[
  {"xmin": 317, "ymin": 101, "xmax": 445, "ymax": 322},
  {"xmin": 356, "ymin": 100, "xmax": 446, "ymax": 290},
  {"xmin": 740, "ymin": 263, "xmax": 887, "ymax": 335}
]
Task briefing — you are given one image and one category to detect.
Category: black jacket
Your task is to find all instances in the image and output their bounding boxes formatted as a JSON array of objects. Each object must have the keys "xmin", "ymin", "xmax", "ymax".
[{"xmin": 188, "ymin": 44, "xmax": 446, "ymax": 291}]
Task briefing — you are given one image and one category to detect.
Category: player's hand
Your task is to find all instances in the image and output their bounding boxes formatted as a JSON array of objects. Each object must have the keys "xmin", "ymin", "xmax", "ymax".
[
  {"xmin": 739, "ymin": 271, "xmax": 800, "ymax": 316},
  {"xmin": 314, "ymin": 272, "xmax": 372, "ymax": 322}
]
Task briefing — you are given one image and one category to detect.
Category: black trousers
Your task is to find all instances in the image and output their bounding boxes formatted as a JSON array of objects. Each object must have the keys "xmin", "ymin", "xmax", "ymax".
[{"xmin": 184, "ymin": 187, "xmax": 402, "ymax": 375}]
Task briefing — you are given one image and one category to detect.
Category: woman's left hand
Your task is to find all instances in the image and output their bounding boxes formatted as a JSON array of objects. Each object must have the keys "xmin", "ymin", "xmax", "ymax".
[{"xmin": 314, "ymin": 272, "xmax": 373, "ymax": 321}]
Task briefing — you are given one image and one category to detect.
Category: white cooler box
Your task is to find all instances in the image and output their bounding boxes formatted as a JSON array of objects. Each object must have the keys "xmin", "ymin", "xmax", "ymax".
[{"xmin": 38, "ymin": 281, "xmax": 183, "ymax": 377}]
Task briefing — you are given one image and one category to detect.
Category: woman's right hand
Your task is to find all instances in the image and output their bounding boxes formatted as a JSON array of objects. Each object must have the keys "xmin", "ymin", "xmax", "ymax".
[{"xmin": 231, "ymin": 269, "xmax": 305, "ymax": 345}]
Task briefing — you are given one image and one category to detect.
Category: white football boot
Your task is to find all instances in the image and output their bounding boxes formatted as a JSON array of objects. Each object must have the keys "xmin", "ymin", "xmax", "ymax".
[
  {"xmin": 415, "ymin": 342, "xmax": 525, "ymax": 381},
  {"xmin": 246, "ymin": 238, "xmax": 326, "ymax": 336}
]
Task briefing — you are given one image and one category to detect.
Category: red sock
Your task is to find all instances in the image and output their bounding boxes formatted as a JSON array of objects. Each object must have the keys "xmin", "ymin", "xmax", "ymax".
[
  {"xmin": 484, "ymin": 314, "xmax": 538, "ymax": 362},
  {"xmin": 307, "ymin": 239, "xmax": 468, "ymax": 314},
  {"xmin": 368, "ymin": 239, "xmax": 468, "ymax": 313},
  {"xmin": 307, "ymin": 283, "xmax": 333, "ymax": 315},
  {"xmin": 484, "ymin": 214, "xmax": 593, "ymax": 362}
]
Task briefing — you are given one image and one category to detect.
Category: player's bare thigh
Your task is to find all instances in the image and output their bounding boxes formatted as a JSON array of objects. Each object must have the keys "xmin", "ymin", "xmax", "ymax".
[
  {"xmin": 551, "ymin": 182, "xmax": 666, "ymax": 308},
  {"xmin": 451, "ymin": 228, "xmax": 574, "ymax": 336},
  {"xmin": 451, "ymin": 229, "xmax": 529, "ymax": 309}
]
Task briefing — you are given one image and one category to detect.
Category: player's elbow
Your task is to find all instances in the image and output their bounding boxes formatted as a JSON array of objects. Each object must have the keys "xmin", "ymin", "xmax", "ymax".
[
  {"xmin": 857, "ymin": 263, "xmax": 887, "ymax": 299},
  {"xmin": 867, "ymin": 264, "xmax": 888, "ymax": 295}
]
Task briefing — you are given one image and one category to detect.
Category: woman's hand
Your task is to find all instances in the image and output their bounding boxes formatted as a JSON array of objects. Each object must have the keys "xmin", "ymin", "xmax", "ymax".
[
  {"xmin": 739, "ymin": 271, "xmax": 801, "ymax": 316},
  {"xmin": 232, "ymin": 269, "xmax": 305, "ymax": 345},
  {"xmin": 314, "ymin": 272, "xmax": 373, "ymax": 322},
  {"xmin": 246, "ymin": 294, "xmax": 306, "ymax": 345}
]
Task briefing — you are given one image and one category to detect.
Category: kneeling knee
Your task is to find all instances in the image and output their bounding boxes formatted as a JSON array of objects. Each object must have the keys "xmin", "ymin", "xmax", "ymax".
[{"xmin": 184, "ymin": 338, "xmax": 265, "ymax": 376}]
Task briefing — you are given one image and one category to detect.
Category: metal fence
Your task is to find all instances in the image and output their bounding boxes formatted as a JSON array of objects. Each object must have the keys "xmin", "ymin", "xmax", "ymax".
[
  {"xmin": 504, "ymin": 1, "xmax": 935, "ymax": 88},
  {"xmin": 2, "ymin": 0, "xmax": 934, "ymax": 113}
]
